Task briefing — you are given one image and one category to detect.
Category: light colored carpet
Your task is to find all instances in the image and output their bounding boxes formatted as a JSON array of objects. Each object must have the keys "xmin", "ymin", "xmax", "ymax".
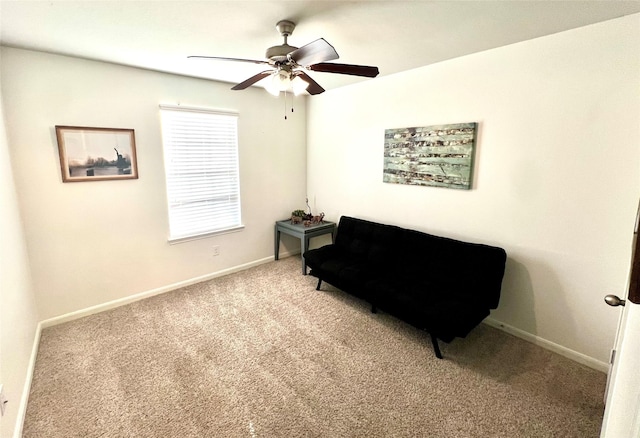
[{"xmin": 23, "ymin": 256, "xmax": 606, "ymax": 437}]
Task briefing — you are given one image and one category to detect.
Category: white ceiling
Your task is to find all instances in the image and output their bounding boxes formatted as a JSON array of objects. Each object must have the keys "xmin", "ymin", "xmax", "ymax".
[{"xmin": 2, "ymin": 1, "xmax": 639, "ymax": 93}]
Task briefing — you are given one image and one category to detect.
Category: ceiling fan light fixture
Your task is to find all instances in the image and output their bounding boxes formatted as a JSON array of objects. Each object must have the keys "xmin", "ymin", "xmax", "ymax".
[
  {"xmin": 265, "ymin": 69, "xmax": 292, "ymax": 96},
  {"xmin": 265, "ymin": 80, "xmax": 281, "ymax": 96},
  {"xmin": 292, "ymin": 75, "xmax": 310, "ymax": 96}
]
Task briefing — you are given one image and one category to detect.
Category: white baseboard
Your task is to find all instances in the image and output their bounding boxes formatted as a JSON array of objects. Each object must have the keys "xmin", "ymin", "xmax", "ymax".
[
  {"xmin": 40, "ymin": 255, "xmax": 279, "ymax": 329},
  {"xmin": 13, "ymin": 321, "xmax": 42, "ymax": 438},
  {"xmin": 483, "ymin": 317, "xmax": 609, "ymax": 373}
]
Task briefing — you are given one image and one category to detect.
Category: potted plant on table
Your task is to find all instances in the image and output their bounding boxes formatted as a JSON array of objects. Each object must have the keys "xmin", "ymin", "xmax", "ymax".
[{"xmin": 290, "ymin": 209, "xmax": 308, "ymax": 224}]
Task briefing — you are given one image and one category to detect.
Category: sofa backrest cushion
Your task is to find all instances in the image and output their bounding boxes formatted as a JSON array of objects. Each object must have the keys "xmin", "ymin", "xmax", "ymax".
[{"xmin": 335, "ymin": 216, "xmax": 403, "ymax": 263}]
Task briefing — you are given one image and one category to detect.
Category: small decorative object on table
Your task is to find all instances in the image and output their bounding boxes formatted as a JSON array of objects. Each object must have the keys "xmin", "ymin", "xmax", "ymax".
[
  {"xmin": 291, "ymin": 209, "xmax": 308, "ymax": 224},
  {"xmin": 303, "ymin": 212, "xmax": 325, "ymax": 227},
  {"xmin": 292, "ymin": 199, "xmax": 325, "ymax": 227}
]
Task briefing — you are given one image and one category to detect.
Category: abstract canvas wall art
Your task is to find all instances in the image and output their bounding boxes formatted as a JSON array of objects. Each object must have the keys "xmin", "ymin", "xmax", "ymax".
[{"xmin": 383, "ymin": 122, "xmax": 477, "ymax": 190}]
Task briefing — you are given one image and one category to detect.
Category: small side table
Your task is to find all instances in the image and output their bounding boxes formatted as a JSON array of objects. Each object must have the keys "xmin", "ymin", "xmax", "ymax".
[{"xmin": 275, "ymin": 219, "xmax": 336, "ymax": 275}]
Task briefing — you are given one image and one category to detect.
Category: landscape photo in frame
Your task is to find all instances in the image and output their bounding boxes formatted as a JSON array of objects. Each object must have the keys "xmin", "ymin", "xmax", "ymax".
[
  {"xmin": 55, "ymin": 126, "xmax": 138, "ymax": 182},
  {"xmin": 383, "ymin": 122, "xmax": 477, "ymax": 190}
]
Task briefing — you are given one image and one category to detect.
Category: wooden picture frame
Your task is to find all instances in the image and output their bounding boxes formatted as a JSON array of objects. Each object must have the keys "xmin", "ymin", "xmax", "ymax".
[{"xmin": 55, "ymin": 126, "xmax": 138, "ymax": 182}]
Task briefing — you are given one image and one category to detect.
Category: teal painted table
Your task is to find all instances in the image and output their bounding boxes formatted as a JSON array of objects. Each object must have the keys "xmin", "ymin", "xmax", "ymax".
[{"xmin": 275, "ymin": 219, "xmax": 336, "ymax": 275}]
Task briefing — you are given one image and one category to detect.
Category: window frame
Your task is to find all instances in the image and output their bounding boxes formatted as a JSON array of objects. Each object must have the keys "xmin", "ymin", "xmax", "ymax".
[{"xmin": 159, "ymin": 104, "xmax": 243, "ymax": 243}]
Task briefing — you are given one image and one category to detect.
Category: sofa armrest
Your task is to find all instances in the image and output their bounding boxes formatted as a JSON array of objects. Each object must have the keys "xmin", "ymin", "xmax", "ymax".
[{"xmin": 303, "ymin": 244, "xmax": 340, "ymax": 265}]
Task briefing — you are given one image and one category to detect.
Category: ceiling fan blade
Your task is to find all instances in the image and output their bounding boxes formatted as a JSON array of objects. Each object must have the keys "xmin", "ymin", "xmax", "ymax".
[
  {"xmin": 309, "ymin": 62, "xmax": 379, "ymax": 78},
  {"xmin": 295, "ymin": 72, "xmax": 325, "ymax": 95},
  {"xmin": 289, "ymin": 38, "xmax": 339, "ymax": 66},
  {"xmin": 231, "ymin": 71, "xmax": 274, "ymax": 90},
  {"xmin": 188, "ymin": 55, "xmax": 269, "ymax": 65}
]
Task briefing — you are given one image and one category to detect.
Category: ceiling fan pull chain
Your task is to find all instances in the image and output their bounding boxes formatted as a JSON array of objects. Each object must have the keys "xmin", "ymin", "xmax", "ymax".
[{"xmin": 284, "ymin": 90, "xmax": 288, "ymax": 120}]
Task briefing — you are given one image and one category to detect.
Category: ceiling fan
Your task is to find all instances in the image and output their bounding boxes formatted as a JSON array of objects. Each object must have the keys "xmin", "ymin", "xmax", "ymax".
[{"xmin": 188, "ymin": 20, "xmax": 379, "ymax": 96}]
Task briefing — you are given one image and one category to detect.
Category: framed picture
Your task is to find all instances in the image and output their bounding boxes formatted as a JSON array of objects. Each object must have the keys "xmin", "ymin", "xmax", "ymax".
[
  {"xmin": 55, "ymin": 126, "xmax": 138, "ymax": 182},
  {"xmin": 383, "ymin": 122, "xmax": 477, "ymax": 190}
]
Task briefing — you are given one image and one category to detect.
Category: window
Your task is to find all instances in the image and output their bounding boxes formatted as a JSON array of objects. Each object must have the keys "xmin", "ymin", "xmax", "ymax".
[{"xmin": 160, "ymin": 104, "xmax": 242, "ymax": 241}]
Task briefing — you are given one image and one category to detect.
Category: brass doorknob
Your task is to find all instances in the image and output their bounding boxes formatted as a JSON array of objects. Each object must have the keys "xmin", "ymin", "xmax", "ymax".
[{"xmin": 604, "ymin": 294, "xmax": 626, "ymax": 307}]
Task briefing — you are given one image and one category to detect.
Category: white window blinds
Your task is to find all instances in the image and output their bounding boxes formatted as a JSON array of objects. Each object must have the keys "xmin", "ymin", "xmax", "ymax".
[{"xmin": 160, "ymin": 105, "xmax": 242, "ymax": 241}]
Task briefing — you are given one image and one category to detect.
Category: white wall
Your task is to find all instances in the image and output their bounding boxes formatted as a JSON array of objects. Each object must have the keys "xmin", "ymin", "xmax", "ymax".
[
  {"xmin": 307, "ymin": 15, "xmax": 640, "ymax": 365},
  {"xmin": 0, "ymin": 53, "xmax": 40, "ymax": 438},
  {"xmin": 1, "ymin": 48, "xmax": 307, "ymax": 320}
]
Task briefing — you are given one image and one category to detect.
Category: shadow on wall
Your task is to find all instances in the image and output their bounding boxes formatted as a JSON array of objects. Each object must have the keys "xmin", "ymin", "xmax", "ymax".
[{"xmin": 495, "ymin": 257, "xmax": 538, "ymax": 335}]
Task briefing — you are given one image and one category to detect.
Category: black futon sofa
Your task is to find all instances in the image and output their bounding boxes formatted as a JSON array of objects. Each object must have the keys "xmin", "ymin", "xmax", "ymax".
[{"xmin": 303, "ymin": 216, "xmax": 507, "ymax": 359}]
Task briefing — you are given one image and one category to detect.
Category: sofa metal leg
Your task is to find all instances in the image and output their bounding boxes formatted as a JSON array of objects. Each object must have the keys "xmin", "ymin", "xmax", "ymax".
[
  {"xmin": 316, "ymin": 278, "xmax": 322, "ymax": 290},
  {"xmin": 430, "ymin": 334, "xmax": 443, "ymax": 359}
]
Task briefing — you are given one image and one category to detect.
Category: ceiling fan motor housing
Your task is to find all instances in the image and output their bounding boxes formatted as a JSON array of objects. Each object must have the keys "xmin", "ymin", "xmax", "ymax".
[{"xmin": 266, "ymin": 44, "xmax": 299, "ymax": 62}]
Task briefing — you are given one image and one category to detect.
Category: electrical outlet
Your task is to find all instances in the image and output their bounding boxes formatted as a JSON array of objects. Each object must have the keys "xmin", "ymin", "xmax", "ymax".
[
  {"xmin": 0, "ymin": 384, "xmax": 7, "ymax": 416},
  {"xmin": 212, "ymin": 246, "xmax": 220, "ymax": 256}
]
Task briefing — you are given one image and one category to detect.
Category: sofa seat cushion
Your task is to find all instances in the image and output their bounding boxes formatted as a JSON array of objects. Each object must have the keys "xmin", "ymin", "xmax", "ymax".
[
  {"xmin": 319, "ymin": 258, "xmax": 372, "ymax": 284},
  {"xmin": 305, "ymin": 247, "xmax": 377, "ymax": 299}
]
